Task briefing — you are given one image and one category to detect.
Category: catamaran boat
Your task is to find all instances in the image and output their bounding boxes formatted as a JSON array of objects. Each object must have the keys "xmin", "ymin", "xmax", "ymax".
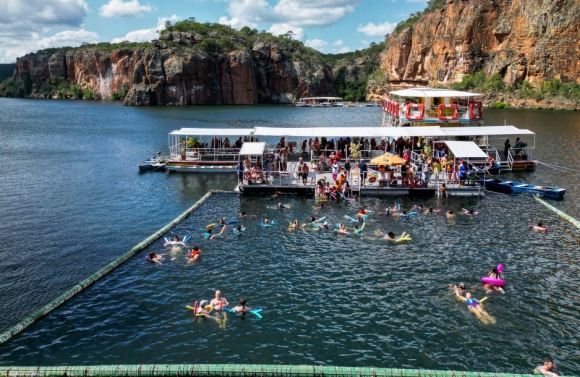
[
  {"xmin": 381, "ymin": 88, "xmax": 536, "ymax": 171},
  {"xmin": 295, "ymin": 97, "xmax": 343, "ymax": 107},
  {"xmin": 165, "ymin": 128, "xmax": 254, "ymax": 173}
]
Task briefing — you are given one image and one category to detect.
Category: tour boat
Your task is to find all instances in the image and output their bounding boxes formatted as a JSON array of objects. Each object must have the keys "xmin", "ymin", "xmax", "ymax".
[
  {"xmin": 381, "ymin": 88, "xmax": 536, "ymax": 172},
  {"xmin": 295, "ymin": 97, "xmax": 343, "ymax": 107},
  {"xmin": 165, "ymin": 128, "xmax": 253, "ymax": 173}
]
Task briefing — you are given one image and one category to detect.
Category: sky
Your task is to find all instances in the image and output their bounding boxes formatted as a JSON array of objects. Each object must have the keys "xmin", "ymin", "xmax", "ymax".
[{"xmin": 0, "ymin": 0, "xmax": 429, "ymax": 64}]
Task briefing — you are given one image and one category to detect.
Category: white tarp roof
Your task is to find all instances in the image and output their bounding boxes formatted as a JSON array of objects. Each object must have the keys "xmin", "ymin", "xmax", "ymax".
[
  {"xmin": 388, "ymin": 88, "xmax": 483, "ymax": 98},
  {"xmin": 239, "ymin": 142, "xmax": 267, "ymax": 155},
  {"xmin": 441, "ymin": 125, "xmax": 535, "ymax": 136},
  {"xmin": 253, "ymin": 127, "xmax": 371, "ymax": 138},
  {"xmin": 444, "ymin": 141, "xmax": 488, "ymax": 158},
  {"xmin": 170, "ymin": 128, "xmax": 254, "ymax": 136},
  {"xmin": 368, "ymin": 126, "xmax": 447, "ymax": 138}
]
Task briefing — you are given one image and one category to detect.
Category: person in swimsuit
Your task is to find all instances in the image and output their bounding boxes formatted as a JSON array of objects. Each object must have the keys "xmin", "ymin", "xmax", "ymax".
[
  {"xmin": 239, "ymin": 211, "xmax": 247, "ymax": 218},
  {"xmin": 484, "ymin": 267, "xmax": 505, "ymax": 294},
  {"xmin": 529, "ymin": 222, "xmax": 548, "ymax": 233},
  {"xmin": 446, "ymin": 210, "xmax": 455, "ymax": 218},
  {"xmin": 454, "ymin": 286, "xmax": 496, "ymax": 324},
  {"xmin": 204, "ymin": 226, "xmax": 227, "ymax": 240},
  {"xmin": 290, "ymin": 220, "xmax": 299, "ymax": 229},
  {"xmin": 219, "ymin": 218, "xmax": 226, "ymax": 225},
  {"xmin": 210, "ymin": 290, "xmax": 229, "ymax": 310},
  {"xmin": 379, "ymin": 208, "xmax": 391, "ymax": 217},
  {"xmin": 235, "ymin": 225, "xmax": 245, "ymax": 233},
  {"xmin": 233, "ymin": 298, "xmax": 252, "ymax": 314},
  {"xmin": 354, "ymin": 225, "xmax": 362, "ymax": 235},
  {"xmin": 385, "ymin": 231, "xmax": 396, "ymax": 240},
  {"xmin": 164, "ymin": 235, "xmax": 186, "ymax": 247},
  {"xmin": 278, "ymin": 202, "xmax": 287, "ymax": 209},
  {"xmin": 338, "ymin": 223, "xmax": 349, "ymax": 234},
  {"xmin": 148, "ymin": 252, "xmax": 165, "ymax": 264},
  {"xmin": 195, "ymin": 299, "xmax": 227, "ymax": 327},
  {"xmin": 535, "ymin": 358, "xmax": 559, "ymax": 377}
]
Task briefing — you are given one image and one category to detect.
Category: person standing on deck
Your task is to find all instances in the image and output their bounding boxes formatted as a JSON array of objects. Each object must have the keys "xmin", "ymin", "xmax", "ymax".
[
  {"xmin": 237, "ymin": 161, "xmax": 244, "ymax": 184},
  {"xmin": 358, "ymin": 160, "xmax": 368, "ymax": 186},
  {"xmin": 504, "ymin": 139, "xmax": 511, "ymax": 159}
]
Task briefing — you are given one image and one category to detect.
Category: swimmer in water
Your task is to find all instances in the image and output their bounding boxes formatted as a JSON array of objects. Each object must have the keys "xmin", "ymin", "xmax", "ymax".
[
  {"xmin": 385, "ymin": 231, "xmax": 396, "ymax": 240},
  {"xmin": 427, "ymin": 207, "xmax": 439, "ymax": 214},
  {"xmin": 239, "ymin": 211, "xmax": 247, "ymax": 219},
  {"xmin": 394, "ymin": 210, "xmax": 407, "ymax": 217},
  {"xmin": 219, "ymin": 217, "xmax": 226, "ymax": 225},
  {"xmin": 312, "ymin": 203, "xmax": 324, "ymax": 210},
  {"xmin": 210, "ymin": 290, "xmax": 229, "ymax": 310},
  {"xmin": 188, "ymin": 246, "xmax": 201, "ymax": 261},
  {"xmin": 290, "ymin": 220, "xmax": 299, "ymax": 229},
  {"xmin": 322, "ymin": 221, "xmax": 329, "ymax": 230},
  {"xmin": 454, "ymin": 286, "xmax": 496, "ymax": 324},
  {"xmin": 415, "ymin": 204, "xmax": 426, "ymax": 212},
  {"xmin": 337, "ymin": 223, "xmax": 349, "ymax": 234},
  {"xmin": 204, "ymin": 226, "xmax": 227, "ymax": 240},
  {"xmin": 529, "ymin": 222, "xmax": 548, "ymax": 233},
  {"xmin": 233, "ymin": 298, "xmax": 252, "ymax": 314},
  {"xmin": 462, "ymin": 209, "xmax": 475, "ymax": 216},
  {"xmin": 148, "ymin": 252, "xmax": 166, "ymax": 264},
  {"xmin": 309, "ymin": 215, "xmax": 316, "ymax": 222},
  {"xmin": 446, "ymin": 210, "xmax": 455, "ymax": 218},
  {"xmin": 235, "ymin": 225, "xmax": 245, "ymax": 233},
  {"xmin": 357, "ymin": 215, "xmax": 365, "ymax": 222},
  {"xmin": 354, "ymin": 225, "xmax": 362, "ymax": 235},
  {"xmin": 195, "ymin": 299, "xmax": 227, "ymax": 327},
  {"xmin": 164, "ymin": 235, "xmax": 186, "ymax": 247},
  {"xmin": 278, "ymin": 202, "xmax": 287, "ymax": 209},
  {"xmin": 483, "ymin": 267, "xmax": 505, "ymax": 294},
  {"xmin": 379, "ymin": 208, "xmax": 391, "ymax": 216},
  {"xmin": 535, "ymin": 357, "xmax": 559, "ymax": 377}
]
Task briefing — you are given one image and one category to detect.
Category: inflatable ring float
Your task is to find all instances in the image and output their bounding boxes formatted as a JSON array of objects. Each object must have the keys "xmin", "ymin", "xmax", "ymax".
[
  {"xmin": 243, "ymin": 172, "xmax": 251, "ymax": 180},
  {"xmin": 368, "ymin": 176, "xmax": 377, "ymax": 183}
]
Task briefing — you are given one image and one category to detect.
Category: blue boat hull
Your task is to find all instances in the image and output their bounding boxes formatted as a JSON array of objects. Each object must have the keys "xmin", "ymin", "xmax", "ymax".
[{"xmin": 477, "ymin": 178, "xmax": 566, "ymax": 199}]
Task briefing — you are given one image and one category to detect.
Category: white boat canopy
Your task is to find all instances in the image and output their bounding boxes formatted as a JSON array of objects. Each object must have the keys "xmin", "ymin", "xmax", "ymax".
[
  {"xmin": 388, "ymin": 88, "xmax": 483, "ymax": 98},
  {"xmin": 441, "ymin": 125, "xmax": 535, "ymax": 136},
  {"xmin": 169, "ymin": 128, "xmax": 254, "ymax": 136},
  {"xmin": 169, "ymin": 125, "xmax": 535, "ymax": 139},
  {"xmin": 239, "ymin": 142, "xmax": 267, "ymax": 156},
  {"xmin": 444, "ymin": 141, "xmax": 488, "ymax": 159}
]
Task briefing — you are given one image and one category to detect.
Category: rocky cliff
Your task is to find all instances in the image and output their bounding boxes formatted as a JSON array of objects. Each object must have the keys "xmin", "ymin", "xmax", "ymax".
[
  {"xmin": 380, "ymin": 0, "xmax": 580, "ymax": 86},
  {"xmin": 12, "ymin": 37, "xmax": 335, "ymax": 105}
]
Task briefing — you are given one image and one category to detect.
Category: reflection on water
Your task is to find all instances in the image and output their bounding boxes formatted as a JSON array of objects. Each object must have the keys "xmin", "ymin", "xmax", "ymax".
[{"xmin": 0, "ymin": 100, "xmax": 579, "ymax": 373}]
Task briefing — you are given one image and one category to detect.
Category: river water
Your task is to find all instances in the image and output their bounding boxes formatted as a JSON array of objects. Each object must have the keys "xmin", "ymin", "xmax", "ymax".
[{"xmin": 0, "ymin": 99, "xmax": 579, "ymax": 374}]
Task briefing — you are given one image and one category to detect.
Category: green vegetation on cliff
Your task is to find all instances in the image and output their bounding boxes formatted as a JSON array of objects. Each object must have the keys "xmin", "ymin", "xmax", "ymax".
[
  {"xmin": 394, "ymin": 0, "xmax": 452, "ymax": 34},
  {"xmin": 327, "ymin": 41, "xmax": 385, "ymax": 101},
  {"xmin": 0, "ymin": 64, "xmax": 15, "ymax": 82},
  {"xmin": 160, "ymin": 18, "xmax": 327, "ymax": 66},
  {"xmin": 451, "ymin": 71, "xmax": 580, "ymax": 106}
]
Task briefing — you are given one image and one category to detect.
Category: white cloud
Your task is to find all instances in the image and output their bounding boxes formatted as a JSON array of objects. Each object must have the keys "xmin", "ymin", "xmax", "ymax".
[
  {"xmin": 99, "ymin": 0, "xmax": 153, "ymax": 18},
  {"xmin": 111, "ymin": 15, "xmax": 179, "ymax": 43},
  {"xmin": 361, "ymin": 39, "xmax": 369, "ymax": 45},
  {"xmin": 357, "ymin": 21, "xmax": 397, "ymax": 37},
  {"xmin": 0, "ymin": 0, "xmax": 90, "ymax": 63},
  {"xmin": 268, "ymin": 23, "xmax": 305, "ymax": 41},
  {"xmin": 332, "ymin": 40, "xmax": 344, "ymax": 47},
  {"xmin": 305, "ymin": 39, "xmax": 328, "ymax": 51},
  {"xmin": 338, "ymin": 46, "xmax": 350, "ymax": 53},
  {"xmin": 37, "ymin": 29, "xmax": 99, "ymax": 49},
  {"xmin": 218, "ymin": 0, "xmax": 361, "ymax": 31},
  {"xmin": 218, "ymin": 17, "xmax": 258, "ymax": 30}
]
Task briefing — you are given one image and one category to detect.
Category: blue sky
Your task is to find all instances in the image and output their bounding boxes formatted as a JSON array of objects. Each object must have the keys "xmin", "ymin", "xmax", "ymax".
[{"xmin": 0, "ymin": 0, "xmax": 428, "ymax": 63}]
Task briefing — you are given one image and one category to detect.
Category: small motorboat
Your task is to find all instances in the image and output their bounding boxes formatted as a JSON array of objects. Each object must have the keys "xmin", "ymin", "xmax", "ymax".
[
  {"xmin": 477, "ymin": 178, "xmax": 566, "ymax": 199},
  {"xmin": 138, "ymin": 153, "xmax": 166, "ymax": 172}
]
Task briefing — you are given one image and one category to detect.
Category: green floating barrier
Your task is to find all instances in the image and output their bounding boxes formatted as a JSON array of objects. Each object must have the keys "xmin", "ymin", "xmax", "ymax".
[
  {"xmin": 534, "ymin": 196, "xmax": 580, "ymax": 229},
  {"xmin": 0, "ymin": 190, "xmax": 236, "ymax": 348},
  {"xmin": 0, "ymin": 365, "xmax": 572, "ymax": 377}
]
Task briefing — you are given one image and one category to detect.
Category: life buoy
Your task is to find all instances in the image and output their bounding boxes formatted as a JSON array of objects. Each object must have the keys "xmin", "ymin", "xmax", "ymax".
[
  {"xmin": 368, "ymin": 176, "xmax": 377, "ymax": 183},
  {"xmin": 393, "ymin": 102, "xmax": 400, "ymax": 117},
  {"xmin": 469, "ymin": 101, "xmax": 483, "ymax": 120},
  {"xmin": 415, "ymin": 178, "xmax": 425, "ymax": 188},
  {"xmin": 437, "ymin": 104, "xmax": 458, "ymax": 121},
  {"xmin": 243, "ymin": 172, "xmax": 250, "ymax": 180},
  {"xmin": 406, "ymin": 103, "xmax": 425, "ymax": 120},
  {"xmin": 386, "ymin": 100, "xmax": 391, "ymax": 115}
]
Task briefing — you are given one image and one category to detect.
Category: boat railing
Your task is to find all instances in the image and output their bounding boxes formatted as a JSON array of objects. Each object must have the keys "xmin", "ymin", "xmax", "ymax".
[{"xmin": 169, "ymin": 146, "xmax": 241, "ymax": 162}]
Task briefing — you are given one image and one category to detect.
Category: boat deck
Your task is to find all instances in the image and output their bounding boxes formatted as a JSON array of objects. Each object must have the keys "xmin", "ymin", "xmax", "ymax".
[{"xmin": 238, "ymin": 161, "xmax": 483, "ymax": 197}]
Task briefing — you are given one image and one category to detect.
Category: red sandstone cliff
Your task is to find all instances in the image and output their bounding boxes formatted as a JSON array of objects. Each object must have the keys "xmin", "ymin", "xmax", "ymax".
[
  {"xmin": 380, "ymin": 0, "xmax": 580, "ymax": 86},
  {"xmin": 12, "ymin": 40, "xmax": 335, "ymax": 105}
]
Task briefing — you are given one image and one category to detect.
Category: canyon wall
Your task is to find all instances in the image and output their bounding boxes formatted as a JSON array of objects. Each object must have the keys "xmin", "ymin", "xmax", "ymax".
[
  {"xmin": 380, "ymin": 0, "xmax": 580, "ymax": 86},
  {"xmin": 12, "ymin": 40, "xmax": 335, "ymax": 105}
]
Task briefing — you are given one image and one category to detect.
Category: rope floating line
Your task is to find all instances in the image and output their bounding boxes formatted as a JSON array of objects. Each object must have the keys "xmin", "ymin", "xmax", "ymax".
[
  {"xmin": 534, "ymin": 196, "xmax": 580, "ymax": 229},
  {"xmin": 0, "ymin": 365, "xmax": 572, "ymax": 377}
]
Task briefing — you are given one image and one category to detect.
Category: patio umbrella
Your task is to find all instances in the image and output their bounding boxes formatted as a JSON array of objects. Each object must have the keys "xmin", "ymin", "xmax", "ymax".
[{"xmin": 369, "ymin": 153, "xmax": 406, "ymax": 166}]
